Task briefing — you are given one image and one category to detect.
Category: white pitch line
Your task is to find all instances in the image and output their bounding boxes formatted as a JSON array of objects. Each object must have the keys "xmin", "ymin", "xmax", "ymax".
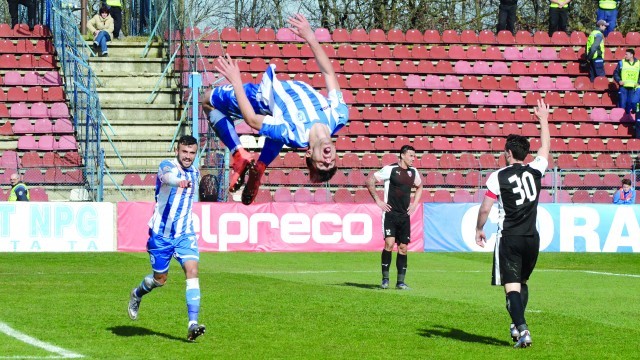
[{"xmin": 0, "ymin": 322, "xmax": 84, "ymax": 359}]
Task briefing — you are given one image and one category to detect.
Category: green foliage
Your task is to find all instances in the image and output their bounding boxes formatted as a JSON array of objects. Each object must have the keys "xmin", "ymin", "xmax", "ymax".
[{"xmin": 0, "ymin": 252, "xmax": 638, "ymax": 358}]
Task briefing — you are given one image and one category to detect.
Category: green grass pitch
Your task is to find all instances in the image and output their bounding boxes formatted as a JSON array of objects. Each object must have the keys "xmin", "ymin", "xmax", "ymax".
[{"xmin": 0, "ymin": 252, "xmax": 638, "ymax": 359}]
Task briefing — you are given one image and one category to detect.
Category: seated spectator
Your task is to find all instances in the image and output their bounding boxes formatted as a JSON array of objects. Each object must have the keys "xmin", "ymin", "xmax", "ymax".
[
  {"xmin": 613, "ymin": 49, "xmax": 640, "ymax": 114},
  {"xmin": 87, "ymin": 6, "xmax": 114, "ymax": 57},
  {"xmin": 613, "ymin": 179, "xmax": 635, "ymax": 204},
  {"xmin": 8, "ymin": 173, "xmax": 29, "ymax": 201}
]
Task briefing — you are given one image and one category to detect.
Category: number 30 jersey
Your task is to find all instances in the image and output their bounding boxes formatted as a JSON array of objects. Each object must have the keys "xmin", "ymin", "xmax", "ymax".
[{"xmin": 485, "ymin": 156, "xmax": 548, "ymax": 236}]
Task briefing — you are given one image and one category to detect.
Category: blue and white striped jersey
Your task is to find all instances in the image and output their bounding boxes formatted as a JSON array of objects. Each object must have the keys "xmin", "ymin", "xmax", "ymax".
[
  {"xmin": 147, "ymin": 158, "xmax": 200, "ymax": 238},
  {"xmin": 257, "ymin": 65, "xmax": 349, "ymax": 148}
]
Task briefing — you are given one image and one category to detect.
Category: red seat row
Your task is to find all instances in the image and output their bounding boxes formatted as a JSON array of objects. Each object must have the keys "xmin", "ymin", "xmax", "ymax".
[
  {"xmin": 17, "ymin": 135, "xmax": 77, "ymax": 151},
  {"xmin": 0, "ymin": 39, "xmax": 54, "ymax": 54},
  {"xmin": 0, "ymin": 24, "xmax": 51, "ymax": 38},
  {"xmin": 0, "ymin": 102, "xmax": 69, "ymax": 118},
  {"xmin": 11, "ymin": 118, "xmax": 74, "ymax": 135},
  {"xmin": 0, "ymin": 86, "xmax": 65, "ymax": 102},
  {"xmin": 0, "ymin": 54, "xmax": 55, "ymax": 69},
  {"xmin": 0, "ymin": 185, "xmax": 48, "ymax": 200},
  {"xmin": 0, "ymin": 150, "xmax": 81, "ymax": 169},
  {"xmin": 215, "ymin": 27, "xmax": 639, "ymax": 46},
  {"xmin": 0, "ymin": 71, "xmax": 62, "ymax": 86},
  {"xmin": 21, "ymin": 168, "xmax": 83, "ymax": 184},
  {"xmin": 122, "ymin": 174, "xmax": 158, "ymax": 186}
]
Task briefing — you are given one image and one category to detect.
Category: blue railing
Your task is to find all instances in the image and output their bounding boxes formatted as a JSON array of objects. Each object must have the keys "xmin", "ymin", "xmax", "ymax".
[{"xmin": 45, "ymin": 0, "xmax": 104, "ymax": 201}]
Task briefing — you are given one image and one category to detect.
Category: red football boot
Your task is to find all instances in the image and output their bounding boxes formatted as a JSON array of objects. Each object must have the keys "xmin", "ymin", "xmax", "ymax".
[
  {"xmin": 229, "ymin": 148, "xmax": 254, "ymax": 193},
  {"xmin": 241, "ymin": 160, "xmax": 267, "ymax": 205}
]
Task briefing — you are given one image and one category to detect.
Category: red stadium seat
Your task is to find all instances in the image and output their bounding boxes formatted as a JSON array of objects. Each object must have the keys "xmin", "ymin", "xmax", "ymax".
[
  {"xmin": 405, "ymin": 29, "xmax": 424, "ymax": 43},
  {"xmin": 432, "ymin": 190, "xmax": 452, "ymax": 203},
  {"xmin": 273, "ymin": 188, "xmax": 293, "ymax": 202},
  {"xmin": 572, "ymin": 190, "xmax": 592, "ymax": 203}
]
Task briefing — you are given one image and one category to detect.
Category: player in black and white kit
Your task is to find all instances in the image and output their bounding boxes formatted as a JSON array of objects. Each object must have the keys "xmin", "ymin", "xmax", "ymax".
[
  {"xmin": 475, "ymin": 100, "xmax": 550, "ymax": 349},
  {"xmin": 366, "ymin": 145, "xmax": 423, "ymax": 290}
]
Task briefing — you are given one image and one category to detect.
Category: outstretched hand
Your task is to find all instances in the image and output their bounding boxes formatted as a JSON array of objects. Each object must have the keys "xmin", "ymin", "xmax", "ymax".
[
  {"xmin": 215, "ymin": 54, "xmax": 242, "ymax": 86},
  {"xmin": 287, "ymin": 14, "xmax": 314, "ymax": 42},
  {"xmin": 534, "ymin": 99, "xmax": 549, "ymax": 123}
]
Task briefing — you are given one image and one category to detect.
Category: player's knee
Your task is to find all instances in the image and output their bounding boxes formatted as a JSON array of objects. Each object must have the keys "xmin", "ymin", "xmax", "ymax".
[
  {"xmin": 152, "ymin": 273, "xmax": 167, "ymax": 286},
  {"xmin": 398, "ymin": 244, "xmax": 408, "ymax": 255}
]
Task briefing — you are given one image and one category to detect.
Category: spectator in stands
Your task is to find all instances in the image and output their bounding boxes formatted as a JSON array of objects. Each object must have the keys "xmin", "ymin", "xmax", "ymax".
[
  {"xmin": 613, "ymin": 49, "xmax": 640, "ymax": 114},
  {"xmin": 496, "ymin": 0, "xmax": 517, "ymax": 34},
  {"xmin": 365, "ymin": 145, "xmax": 422, "ymax": 291},
  {"xmin": 8, "ymin": 173, "xmax": 29, "ymax": 201},
  {"xmin": 586, "ymin": 20, "xmax": 607, "ymax": 82},
  {"xmin": 7, "ymin": 0, "xmax": 36, "ymax": 31},
  {"xmin": 613, "ymin": 179, "xmax": 635, "ymax": 204},
  {"xmin": 88, "ymin": 6, "xmax": 114, "ymax": 57},
  {"xmin": 548, "ymin": 0, "xmax": 571, "ymax": 36},
  {"xmin": 596, "ymin": 0, "xmax": 619, "ymax": 36},
  {"xmin": 106, "ymin": 0, "xmax": 123, "ymax": 39},
  {"xmin": 201, "ymin": 14, "xmax": 348, "ymax": 205}
]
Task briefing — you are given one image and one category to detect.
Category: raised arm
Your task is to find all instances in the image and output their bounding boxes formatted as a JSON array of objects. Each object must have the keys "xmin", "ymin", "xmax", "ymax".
[
  {"xmin": 215, "ymin": 54, "xmax": 265, "ymax": 131},
  {"xmin": 287, "ymin": 14, "xmax": 340, "ymax": 92},
  {"xmin": 534, "ymin": 99, "xmax": 551, "ymax": 160}
]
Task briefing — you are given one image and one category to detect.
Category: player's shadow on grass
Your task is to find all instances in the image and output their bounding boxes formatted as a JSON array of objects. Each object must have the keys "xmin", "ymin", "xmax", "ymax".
[
  {"xmin": 108, "ymin": 326, "xmax": 189, "ymax": 343},
  {"xmin": 418, "ymin": 325, "xmax": 511, "ymax": 346},
  {"xmin": 337, "ymin": 282, "xmax": 382, "ymax": 290}
]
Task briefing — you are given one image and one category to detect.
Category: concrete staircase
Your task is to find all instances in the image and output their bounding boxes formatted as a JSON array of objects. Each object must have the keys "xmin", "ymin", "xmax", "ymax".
[{"xmin": 89, "ymin": 40, "xmax": 189, "ymax": 201}]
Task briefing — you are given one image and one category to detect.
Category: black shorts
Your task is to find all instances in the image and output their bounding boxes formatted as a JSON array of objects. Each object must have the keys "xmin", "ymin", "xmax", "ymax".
[
  {"xmin": 383, "ymin": 213, "xmax": 411, "ymax": 244},
  {"xmin": 491, "ymin": 234, "xmax": 540, "ymax": 286}
]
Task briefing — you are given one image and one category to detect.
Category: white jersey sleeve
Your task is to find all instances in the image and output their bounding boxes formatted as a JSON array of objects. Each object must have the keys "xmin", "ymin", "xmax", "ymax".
[
  {"xmin": 528, "ymin": 156, "xmax": 548, "ymax": 175},
  {"xmin": 373, "ymin": 165, "xmax": 393, "ymax": 182},
  {"xmin": 485, "ymin": 171, "xmax": 500, "ymax": 196}
]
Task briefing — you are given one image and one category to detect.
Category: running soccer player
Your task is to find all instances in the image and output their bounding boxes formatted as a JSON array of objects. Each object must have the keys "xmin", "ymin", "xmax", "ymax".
[
  {"xmin": 127, "ymin": 135, "xmax": 206, "ymax": 342},
  {"xmin": 365, "ymin": 145, "xmax": 423, "ymax": 290},
  {"xmin": 475, "ymin": 99, "xmax": 551, "ymax": 348},
  {"xmin": 201, "ymin": 13, "xmax": 348, "ymax": 205}
]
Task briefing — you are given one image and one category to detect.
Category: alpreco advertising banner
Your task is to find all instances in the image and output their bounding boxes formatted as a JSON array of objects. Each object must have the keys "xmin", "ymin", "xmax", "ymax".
[
  {"xmin": 0, "ymin": 202, "xmax": 115, "ymax": 252},
  {"xmin": 117, "ymin": 202, "xmax": 424, "ymax": 252}
]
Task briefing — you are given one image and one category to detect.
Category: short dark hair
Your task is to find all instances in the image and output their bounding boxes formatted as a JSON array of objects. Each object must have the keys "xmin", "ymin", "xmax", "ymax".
[
  {"xmin": 622, "ymin": 179, "xmax": 632, "ymax": 186},
  {"xmin": 627, "ymin": 48, "xmax": 635, "ymax": 56},
  {"xmin": 177, "ymin": 135, "xmax": 198, "ymax": 147},
  {"xmin": 399, "ymin": 145, "xmax": 415, "ymax": 155},
  {"xmin": 99, "ymin": 6, "xmax": 109, "ymax": 14},
  {"xmin": 305, "ymin": 156, "xmax": 338, "ymax": 183},
  {"xmin": 504, "ymin": 134, "xmax": 530, "ymax": 161}
]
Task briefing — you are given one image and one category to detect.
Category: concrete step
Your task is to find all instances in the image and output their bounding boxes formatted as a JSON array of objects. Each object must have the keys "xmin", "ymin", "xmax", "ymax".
[
  {"xmin": 97, "ymin": 87, "xmax": 178, "ymax": 104},
  {"xmin": 89, "ymin": 57, "xmax": 168, "ymax": 74},
  {"xmin": 100, "ymin": 103, "xmax": 181, "ymax": 122},
  {"xmin": 102, "ymin": 186, "xmax": 155, "ymax": 202},
  {"xmin": 103, "ymin": 41, "xmax": 165, "ymax": 58},
  {"xmin": 95, "ymin": 72, "xmax": 177, "ymax": 89}
]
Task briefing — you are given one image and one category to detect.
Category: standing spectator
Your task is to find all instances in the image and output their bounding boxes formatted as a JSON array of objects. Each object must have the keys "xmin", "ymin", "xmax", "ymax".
[
  {"xmin": 548, "ymin": 0, "xmax": 571, "ymax": 37},
  {"xmin": 586, "ymin": 20, "xmax": 607, "ymax": 82},
  {"xmin": 106, "ymin": 0, "xmax": 122, "ymax": 39},
  {"xmin": 7, "ymin": 0, "xmax": 36, "ymax": 31},
  {"xmin": 8, "ymin": 173, "xmax": 29, "ymax": 201},
  {"xmin": 613, "ymin": 49, "xmax": 640, "ymax": 114},
  {"xmin": 127, "ymin": 135, "xmax": 206, "ymax": 342},
  {"xmin": 87, "ymin": 6, "xmax": 114, "ymax": 57},
  {"xmin": 365, "ymin": 145, "xmax": 423, "ymax": 290},
  {"xmin": 613, "ymin": 179, "xmax": 635, "ymax": 204},
  {"xmin": 475, "ymin": 100, "xmax": 551, "ymax": 348},
  {"xmin": 596, "ymin": 0, "xmax": 619, "ymax": 36},
  {"xmin": 496, "ymin": 0, "xmax": 518, "ymax": 34}
]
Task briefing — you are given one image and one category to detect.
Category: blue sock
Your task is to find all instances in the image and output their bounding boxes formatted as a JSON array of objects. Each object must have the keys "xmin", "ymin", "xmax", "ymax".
[
  {"xmin": 258, "ymin": 137, "xmax": 284, "ymax": 165},
  {"xmin": 209, "ymin": 109, "xmax": 241, "ymax": 153},
  {"xmin": 186, "ymin": 278, "xmax": 200, "ymax": 325}
]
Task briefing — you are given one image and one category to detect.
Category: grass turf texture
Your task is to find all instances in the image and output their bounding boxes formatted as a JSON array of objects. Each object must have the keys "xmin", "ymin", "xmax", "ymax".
[{"xmin": 0, "ymin": 252, "xmax": 638, "ymax": 359}]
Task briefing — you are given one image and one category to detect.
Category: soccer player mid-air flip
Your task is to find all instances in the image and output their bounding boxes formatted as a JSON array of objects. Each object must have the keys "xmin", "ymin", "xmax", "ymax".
[{"xmin": 201, "ymin": 13, "xmax": 349, "ymax": 205}]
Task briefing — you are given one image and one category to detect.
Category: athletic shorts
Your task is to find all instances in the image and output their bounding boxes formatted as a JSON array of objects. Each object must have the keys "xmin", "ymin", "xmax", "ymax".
[
  {"xmin": 382, "ymin": 213, "xmax": 411, "ymax": 244},
  {"xmin": 147, "ymin": 230, "xmax": 199, "ymax": 274},
  {"xmin": 209, "ymin": 83, "xmax": 266, "ymax": 119},
  {"xmin": 492, "ymin": 233, "xmax": 540, "ymax": 286}
]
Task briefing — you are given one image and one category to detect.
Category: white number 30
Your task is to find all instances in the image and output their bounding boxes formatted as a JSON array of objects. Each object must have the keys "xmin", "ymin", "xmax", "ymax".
[{"xmin": 508, "ymin": 173, "xmax": 537, "ymax": 206}]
